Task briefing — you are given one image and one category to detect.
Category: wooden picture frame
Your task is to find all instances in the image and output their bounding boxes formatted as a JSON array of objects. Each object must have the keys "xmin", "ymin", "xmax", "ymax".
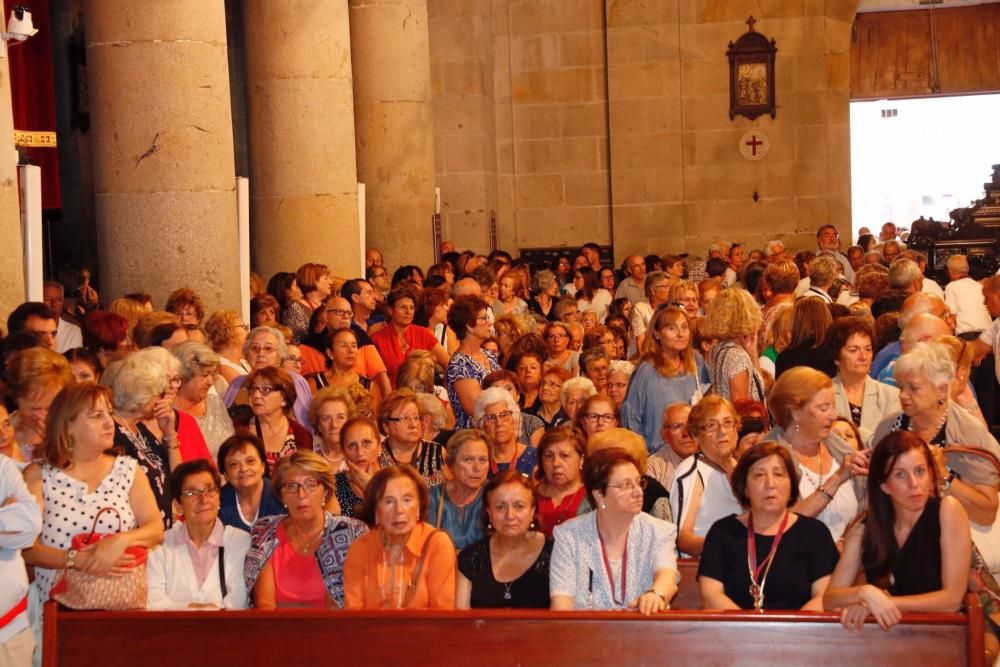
[{"xmin": 727, "ymin": 17, "xmax": 777, "ymax": 121}]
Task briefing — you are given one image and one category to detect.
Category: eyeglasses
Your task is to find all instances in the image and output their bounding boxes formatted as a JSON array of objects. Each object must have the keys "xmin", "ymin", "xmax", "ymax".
[
  {"xmin": 385, "ymin": 414, "xmax": 421, "ymax": 424},
  {"xmin": 606, "ymin": 478, "xmax": 647, "ymax": 493},
  {"xmin": 179, "ymin": 485, "xmax": 219, "ymax": 499},
  {"xmin": 664, "ymin": 422, "xmax": 687, "ymax": 431},
  {"xmin": 547, "ymin": 333, "xmax": 568, "ymax": 340},
  {"xmin": 248, "ymin": 385, "xmax": 277, "ymax": 396},
  {"xmin": 284, "ymin": 356, "xmax": 303, "ymax": 364},
  {"xmin": 700, "ymin": 419, "xmax": 737, "ymax": 433},
  {"xmin": 248, "ymin": 344, "xmax": 278, "ymax": 355},
  {"xmin": 481, "ymin": 411, "xmax": 514, "ymax": 425},
  {"xmin": 280, "ymin": 478, "xmax": 324, "ymax": 495},
  {"xmin": 327, "ymin": 308, "xmax": 352, "ymax": 317},
  {"xmin": 583, "ymin": 413, "xmax": 616, "ymax": 424},
  {"xmin": 541, "ymin": 380, "xmax": 562, "ymax": 389}
]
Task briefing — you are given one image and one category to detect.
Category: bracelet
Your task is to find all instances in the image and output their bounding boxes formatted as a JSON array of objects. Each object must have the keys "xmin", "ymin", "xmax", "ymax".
[
  {"xmin": 817, "ymin": 487, "xmax": 834, "ymax": 501},
  {"xmin": 644, "ymin": 588, "xmax": 667, "ymax": 603},
  {"xmin": 66, "ymin": 548, "xmax": 78, "ymax": 570}
]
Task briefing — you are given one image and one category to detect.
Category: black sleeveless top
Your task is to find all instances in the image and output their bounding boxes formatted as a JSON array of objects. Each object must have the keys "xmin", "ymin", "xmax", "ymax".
[{"xmin": 865, "ymin": 497, "xmax": 942, "ymax": 596}]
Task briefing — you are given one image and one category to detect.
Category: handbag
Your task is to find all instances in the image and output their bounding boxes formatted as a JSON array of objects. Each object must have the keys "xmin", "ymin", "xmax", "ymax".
[{"xmin": 50, "ymin": 507, "xmax": 148, "ymax": 610}]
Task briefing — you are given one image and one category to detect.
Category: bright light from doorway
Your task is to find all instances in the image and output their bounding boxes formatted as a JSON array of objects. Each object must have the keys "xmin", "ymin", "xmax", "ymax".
[{"xmin": 850, "ymin": 94, "xmax": 1000, "ymax": 240}]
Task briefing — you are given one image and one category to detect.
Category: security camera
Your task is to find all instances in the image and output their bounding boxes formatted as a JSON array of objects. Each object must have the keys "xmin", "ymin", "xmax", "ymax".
[{"xmin": 3, "ymin": 5, "xmax": 39, "ymax": 42}]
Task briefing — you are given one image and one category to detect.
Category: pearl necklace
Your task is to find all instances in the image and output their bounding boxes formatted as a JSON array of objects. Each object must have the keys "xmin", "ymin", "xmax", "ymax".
[{"xmin": 907, "ymin": 407, "xmax": 948, "ymax": 444}]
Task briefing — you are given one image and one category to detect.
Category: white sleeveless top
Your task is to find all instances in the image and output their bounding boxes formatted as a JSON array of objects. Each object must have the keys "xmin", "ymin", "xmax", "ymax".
[
  {"xmin": 670, "ymin": 456, "xmax": 742, "ymax": 555},
  {"xmin": 32, "ymin": 456, "xmax": 138, "ymax": 598}
]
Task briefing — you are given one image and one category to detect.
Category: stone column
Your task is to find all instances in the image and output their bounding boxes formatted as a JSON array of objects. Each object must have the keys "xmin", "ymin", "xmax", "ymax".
[
  {"xmin": 349, "ymin": 0, "xmax": 436, "ymax": 270},
  {"xmin": 243, "ymin": 0, "xmax": 360, "ymax": 281},
  {"xmin": 0, "ymin": 55, "xmax": 24, "ymax": 318},
  {"xmin": 84, "ymin": 0, "xmax": 239, "ymax": 311}
]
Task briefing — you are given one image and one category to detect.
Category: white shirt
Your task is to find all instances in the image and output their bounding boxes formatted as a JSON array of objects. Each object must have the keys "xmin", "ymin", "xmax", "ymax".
[
  {"xmin": 0, "ymin": 456, "xmax": 42, "ymax": 643},
  {"xmin": 669, "ymin": 456, "xmax": 742, "ymax": 555},
  {"xmin": 922, "ymin": 278, "xmax": 945, "ymax": 299},
  {"xmin": 945, "ymin": 276, "xmax": 992, "ymax": 334},
  {"xmin": 55, "ymin": 317, "xmax": 83, "ymax": 353},
  {"xmin": 979, "ymin": 319, "xmax": 1000, "ymax": 384},
  {"xmin": 146, "ymin": 520, "xmax": 251, "ymax": 610}
]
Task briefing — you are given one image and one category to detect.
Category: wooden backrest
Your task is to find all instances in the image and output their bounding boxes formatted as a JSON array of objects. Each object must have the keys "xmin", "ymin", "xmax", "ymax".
[
  {"xmin": 43, "ymin": 594, "xmax": 985, "ymax": 667},
  {"xmin": 672, "ymin": 557, "xmax": 701, "ymax": 609}
]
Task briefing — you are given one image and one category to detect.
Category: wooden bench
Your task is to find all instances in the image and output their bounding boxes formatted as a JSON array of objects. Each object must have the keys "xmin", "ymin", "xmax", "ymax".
[{"xmin": 43, "ymin": 594, "xmax": 986, "ymax": 667}]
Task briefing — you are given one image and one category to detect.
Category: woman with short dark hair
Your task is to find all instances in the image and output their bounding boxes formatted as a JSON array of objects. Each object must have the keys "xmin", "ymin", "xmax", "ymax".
[
  {"xmin": 699, "ymin": 441, "xmax": 838, "ymax": 611},
  {"xmin": 445, "ymin": 295, "xmax": 499, "ymax": 429},
  {"xmin": 217, "ymin": 434, "xmax": 285, "ymax": 532},
  {"xmin": 147, "ymin": 459, "xmax": 251, "ymax": 609},
  {"xmin": 245, "ymin": 366, "xmax": 313, "ymax": 476},
  {"xmin": 343, "ymin": 466, "xmax": 456, "ymax": 609}
]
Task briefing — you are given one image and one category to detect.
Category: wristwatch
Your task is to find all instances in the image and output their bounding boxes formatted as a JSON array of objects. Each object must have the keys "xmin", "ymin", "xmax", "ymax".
[
  {"xmin": 942, "ymin": 468, "xmax": 960, "ymax": 492},
  {"xmin": 645, "ymin": 588, "xmax": 667, "ymax": 603},
  {"xmin": 66, "ymin": 548, "xmax": 78, "ymax": 570}
]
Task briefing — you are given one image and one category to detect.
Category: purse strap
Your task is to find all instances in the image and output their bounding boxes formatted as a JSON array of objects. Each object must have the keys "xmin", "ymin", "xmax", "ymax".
[
  {"xmin": 401, "ymin": 529, "xmax": 443, "ymax": 608},
  {"xmin": 86, "ymin": 507, "xmax": 122, "ymax": 542},
  {"xmin": 218, "ymin": 546, "xmax": 227, "ymax": 601}
]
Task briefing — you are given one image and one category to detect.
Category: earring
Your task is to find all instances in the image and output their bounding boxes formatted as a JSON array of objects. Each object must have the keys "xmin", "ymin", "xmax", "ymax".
[
  {"xmin": 938, "ymin": 397, "xmax": 946, "ymax": 406},
  {"xmin": 793, "ymin": 422, "xmax": 800, "ymax": 433},
  {"xmin": 487, "ymin": 522, "xmax": 493, "ymax": 530},
  {"xmin": 600, "ymin": 503, "xmax": 607, "ymax": 510}
]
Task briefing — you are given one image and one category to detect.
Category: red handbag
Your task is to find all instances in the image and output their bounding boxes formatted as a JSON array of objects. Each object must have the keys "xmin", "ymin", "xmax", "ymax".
[{"xmin": 50, "ymin": 507, "xmax": 148, "ymax": 610}]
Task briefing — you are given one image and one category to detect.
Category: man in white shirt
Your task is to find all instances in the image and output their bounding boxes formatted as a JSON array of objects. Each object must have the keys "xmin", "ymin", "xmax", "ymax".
[
  {"xmin": 973, "ymin": 276, "xmax": 1000, "ymax": 384},
  {"xmin": 944, "ymin": 255, "xmax": 992, "ymax": 337},
  {"xmin": 0, "ymin": 455, "xmax": 42, "ymax": 665},
  {"xmin": 816, "ymin": 224, "xmax": 854, "ymax": 283},
  {"xmin": 43, "ymin": 282, "xmax": 83, "ymax": 353}
]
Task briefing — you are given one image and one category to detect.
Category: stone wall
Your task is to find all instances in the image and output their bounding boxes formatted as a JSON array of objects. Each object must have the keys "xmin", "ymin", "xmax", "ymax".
[{"xmin": 427, "ymin": 0, "xmax": 860, "ymax": 264}]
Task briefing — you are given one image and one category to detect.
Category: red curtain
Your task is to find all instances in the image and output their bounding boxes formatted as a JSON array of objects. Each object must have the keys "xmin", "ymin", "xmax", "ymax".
[{"xmin": 6, "ymin": 0, "xmax": 60, "ymax": 209}]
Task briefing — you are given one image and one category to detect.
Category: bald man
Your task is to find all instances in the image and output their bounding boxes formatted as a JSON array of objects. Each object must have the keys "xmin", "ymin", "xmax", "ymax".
[
  {"xmin": 870, "ymin": 293, "xmax": 955, "ymax": 379},
  {"xmin": 876, "ymin": 313, "xmax": 952, "ymax": 386},
  {"xmin": 615, "ymin": 255, "xmax": 647, "ymax": 304}
]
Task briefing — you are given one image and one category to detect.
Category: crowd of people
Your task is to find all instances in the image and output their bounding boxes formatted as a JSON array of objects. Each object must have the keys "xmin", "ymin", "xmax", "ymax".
[{"xmin": 2, "ymin": 221, "xmax": 1000, "ymax": 664}]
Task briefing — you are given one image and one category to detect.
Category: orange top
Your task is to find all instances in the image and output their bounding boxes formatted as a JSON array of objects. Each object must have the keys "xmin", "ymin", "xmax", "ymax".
[{"xmin": 343, "ymin": 522, "xmax": 456, "ymax": 609}]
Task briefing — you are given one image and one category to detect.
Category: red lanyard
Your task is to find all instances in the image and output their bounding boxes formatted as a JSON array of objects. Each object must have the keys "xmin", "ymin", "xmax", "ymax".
[
  {"xmin": 746, "ymin": 512, "xmax": 789, "ymax": 609},
  {"xmin": 599, "ymin": 530, "xmax": 628, "ymax": 607}
]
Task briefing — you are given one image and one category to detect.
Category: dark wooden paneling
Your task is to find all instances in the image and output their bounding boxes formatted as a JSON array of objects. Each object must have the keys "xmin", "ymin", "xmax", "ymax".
[
  {"xmin": 851, "ymin": 5, "xmax": 1000, "ymax": 100},
  {"xmin": 43, "ymin": 597, "xmax": 985, "ymax": 667}
]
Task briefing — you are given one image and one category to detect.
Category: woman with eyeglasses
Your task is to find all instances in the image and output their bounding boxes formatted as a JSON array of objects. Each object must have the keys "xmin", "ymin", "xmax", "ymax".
[
  {"xmin": 445, "ymin": 296, "xmax": 500, "ymax": 429},
  {"xmin": 621, "ymin": 305, "xmax": 709, "ymax": 455},
  {"xmin": 576, "ymin": 394, "xmax": 619, "ymax": 438},
  {"xmin": 147, "ymin": 459, "xmax": 252, "ymax": 609},
  {"xmin": 377, "ymin": 390, "xmax": 447, "ymax": 486},
  {"xmin": 475, "ymin": 387, "xmax": 537, "ymax": 476},
  {"xmin": 670, "ymin": 396, "xmax": 744, "ymax": 557},
  {"xmin": 246, "ymin": 451, "xmax": 368, "ymax": 609},
  {"xmin": 245, "ymin": 366, "xmax": 313, "ymax": 477},
  {"xmin": 550, "ymin": 447, "xmax": 679, "ymax": 614},
  {"xmin": 536, "ymin": 366, "xmax": 573, "ymax": 428},
  {"xmin": 699, "ymin": 441, "xmax": 838, "ymax": 611},
  {"xmin": 371, "ymin": 286, "xmax": 451, "ymax": 388}
]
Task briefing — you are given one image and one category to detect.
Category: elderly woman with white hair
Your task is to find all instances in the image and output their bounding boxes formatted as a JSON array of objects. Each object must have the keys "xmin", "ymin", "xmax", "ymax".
[
  {"xmin": 560, "ymin": 376, "xmax": 597, "ymax": 424},
  {"xmin": 414, "ymin": 391, "xmax": 452, "ymax": 445},
  {"xmin": 172, "ymin": 340, "xmax": 234, "ymax": 459},
  {"xmin": 873, "ymin": 342, "xmax": 1000, "ymax": 529},
  {"xmin": 475, "ymin": 387, "xmax": 537, "ymax": 476},
  {"xmin": 222, "ymin": 325, "xmax": 313, "ymax": 427}
]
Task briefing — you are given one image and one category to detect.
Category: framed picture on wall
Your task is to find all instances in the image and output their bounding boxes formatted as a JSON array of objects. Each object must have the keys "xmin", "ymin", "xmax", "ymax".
[{"xmin": 727, "ymin": 17, "xmax": 777, "ymax": 121}]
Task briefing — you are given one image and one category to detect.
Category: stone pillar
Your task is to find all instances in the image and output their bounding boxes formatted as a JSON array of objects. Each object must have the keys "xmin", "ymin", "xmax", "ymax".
[
  {"xmin": 243, "ymin": 0, "xmax": 360, "ymax": 281},
  {"xmin": 0, "ymin": 54, "xmax": 24, "ymax": 318},
  {"xmin": 350, "ymin": 0, "xmax": 436, "ymax": 270},
  {"xmin": 84, "ymin": 0, "xmax": 239, "ymax": 311}
]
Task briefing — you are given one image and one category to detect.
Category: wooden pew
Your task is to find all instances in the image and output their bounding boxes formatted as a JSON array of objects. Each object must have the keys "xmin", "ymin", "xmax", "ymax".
[
  {"xmin": 43, "ymin": 594, "xmax": 985, "ymax": 667},
  {"xmin": 672, "ymin": 557, "xmax": 701, "ymax": 609}
]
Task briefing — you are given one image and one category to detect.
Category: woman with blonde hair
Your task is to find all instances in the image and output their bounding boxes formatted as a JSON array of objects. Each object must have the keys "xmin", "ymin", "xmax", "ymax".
[
  {"xmin": 6, "ymin": 347, "xmax": 73, "ymax": 460},
  {"xmin": 759, "ymin": 303, "xmax": 793, "ymax": 379},
  {"xmin": 764, "ymin": 367, "xmax": 868, "ymax": 541},
  {"xmin": 308, "ymin": 386, "xmax": 356, "ymax": 472},
  {"xmin": 427, "ymin": 430, "xmax": 493, "ymax": 550},
  {"xmin": 621, "ymin": 305, "xmax": 709, "ymax": 455},
  {"xmin": 700, "ymin": 288, "xmax": 765, "ymax": 402},
  {"xmin": 668, "ymin": 281, "xmax": 700, "ymax": 320},
  {"xmin": 495, "ymin": 272, "xmax": 528, "ymax": 318},
  {"xmin": 171, "ymin": 341, "xmax": 234, "ymax": 459},
  {"xmin": 246, "ymin": 451, "xmax": 368, "ymax": 608},
  {"xmin": 932, "ymin": 334, "xmax": 986, "ymax": 426},
  {"xmin": 203, "ymin": 309, "xmax": 250, "ymax": 384},
  {"xmin": 588, "ymin": 428, "xmax": 671, "ymax": 522}
]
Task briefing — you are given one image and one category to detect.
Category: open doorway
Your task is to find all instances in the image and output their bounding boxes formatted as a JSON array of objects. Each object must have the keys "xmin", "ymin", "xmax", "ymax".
[{"xmin": 850, "ymin": 94, "xmax": 1000, "ymax": 241}]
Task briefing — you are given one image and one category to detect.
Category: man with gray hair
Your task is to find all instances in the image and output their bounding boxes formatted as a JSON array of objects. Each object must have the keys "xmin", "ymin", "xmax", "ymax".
[
  {"xmin": 764, "ymin": 239, "xmax": 786, "ymax": 263},
  {"xmin": 687, "ymin": 240, "xmax": 728, "ymax": 284},
  {"xmin": 870, "ymin": 291, "xmax": 955, "ymax": 379},
  {"xmin": 888, "ymin": 257, "xmax": 923, "ymax": 295},
  {"xmin": 803, "ymin": 256, "xmax": 838, "ymax": 303},
  {"xmin": 876, "ymin": 312, "xmax": 952, "ymax": 386},
  {"xmin": 615, "ymin": 254, "xmax": 647, "ymax": 304},
  {"xmin": 944, "ymin": 254, "xmax": 992, "ymax": 337}
]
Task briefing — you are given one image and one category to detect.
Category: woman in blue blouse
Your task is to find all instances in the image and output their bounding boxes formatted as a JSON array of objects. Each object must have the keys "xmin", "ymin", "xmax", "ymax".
[{"xmin": 427, "ymin": 430, "xmax": 492, "ymax": 550}]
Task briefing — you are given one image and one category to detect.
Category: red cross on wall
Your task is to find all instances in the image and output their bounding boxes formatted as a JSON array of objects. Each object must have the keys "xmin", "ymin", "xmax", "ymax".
[{"xmin": 745, "ymin": 135, "xmax": 764, "ymax": 157}]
